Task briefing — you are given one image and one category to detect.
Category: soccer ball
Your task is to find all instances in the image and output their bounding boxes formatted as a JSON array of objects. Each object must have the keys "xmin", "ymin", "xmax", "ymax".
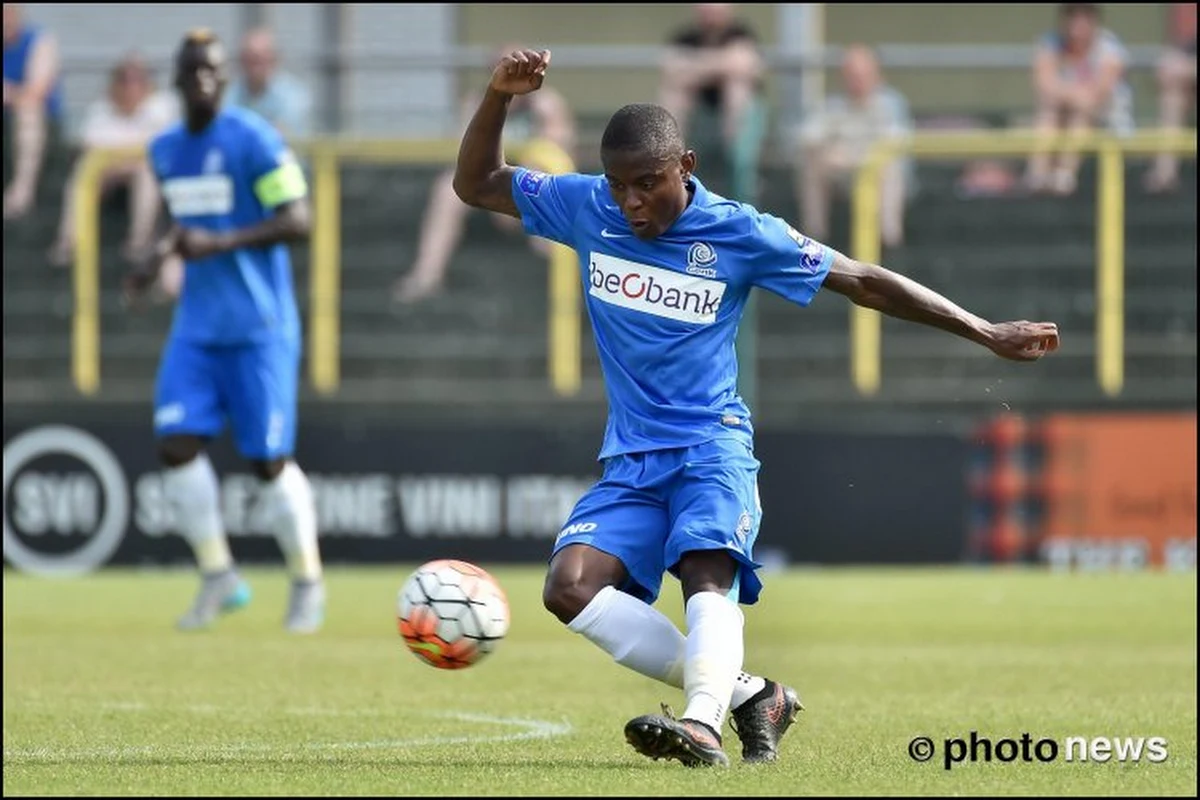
[{"xmin": 396, "ymin": 559, "xmax": 510, "ymax": 669}]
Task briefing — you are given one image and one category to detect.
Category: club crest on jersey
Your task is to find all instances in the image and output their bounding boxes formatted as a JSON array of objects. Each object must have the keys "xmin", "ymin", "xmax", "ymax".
[
  {"xmin": 736, "ymin": 509, "xmax": 753, "ymax": 542},
  {"xmin": 686, "ymin": 242, "xmax": 719, "ymax": 278},
  {"xmin": 202, "ymin": 148, "xmax": 224, "ymax": 175},
  {"xmin": 785, "ymin": 225, "xmax": 827, "ymax": 270},
  {"xmin": 518, "ymin": 170, "xmax": 547, "ymax": 197}
]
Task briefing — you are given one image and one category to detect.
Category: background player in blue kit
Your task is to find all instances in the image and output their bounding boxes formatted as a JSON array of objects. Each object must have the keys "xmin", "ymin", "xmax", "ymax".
[
  {"xmin": 123, "ymin": 30, "xmax": 325, "ymax": 634},
  {"xmin": 456, "ymin": 48, "xmax": 1059, "ymax": 768}
]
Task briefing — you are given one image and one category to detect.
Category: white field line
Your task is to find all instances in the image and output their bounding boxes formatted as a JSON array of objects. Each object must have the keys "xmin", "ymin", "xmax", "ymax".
[{"xmin": 3, "ymin": 707, "xmax": 572, "ymax": 761}]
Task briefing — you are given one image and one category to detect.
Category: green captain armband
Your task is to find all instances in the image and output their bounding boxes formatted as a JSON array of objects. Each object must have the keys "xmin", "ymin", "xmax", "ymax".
[{"xmin": 254, "ymin": 160, "xmax": 308, "ymax": 208}]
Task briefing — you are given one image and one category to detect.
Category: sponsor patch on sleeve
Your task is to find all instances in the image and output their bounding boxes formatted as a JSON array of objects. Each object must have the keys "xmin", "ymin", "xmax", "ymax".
[
  {"xmin": 517, "ymin": 170, "xmax": 548, "ymax": 197},
  {"xmin": 786, "ymin": 225, "xmax": 829, "ymax": 270}
]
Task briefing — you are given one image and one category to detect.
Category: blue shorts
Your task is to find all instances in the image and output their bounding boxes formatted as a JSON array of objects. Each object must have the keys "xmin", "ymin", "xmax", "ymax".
[
  {"xmin": 551, "ymin": 438, "xmax": 764, "ymax": 606},
  {"xmin": 154, "ymin": 337, "xmax": 300, "ymax": 460}
]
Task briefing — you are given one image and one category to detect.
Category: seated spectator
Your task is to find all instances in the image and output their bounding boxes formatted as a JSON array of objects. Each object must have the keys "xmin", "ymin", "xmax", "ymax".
[
  {"xmin": 1145, "ymin": 2, "xmax": 1196, "ymax": 193},
  {"xmin": 1025, "ymin": 3, "xmax": 1132, "ymax": 196},
  {"xmin": 659, "ymin": 2, "xmax": 766, "ymax": 202},
  {"xmin": 796, "ymin": 44, "xmax": 913, "ymax": 249},
  {"xmin": 3, "ymin": 2, "xmax": 63, "ymax": 220},
  {"xmin": 225, "ymin": 27, "xmax": 311, "ymax": 139},
  {"xmin": 48, "ymin": 54, "xmax": 177, "ymax": 276},
  {"xmin": 392, "ymin": 68, "xmax": 576, "ymax": 305}
]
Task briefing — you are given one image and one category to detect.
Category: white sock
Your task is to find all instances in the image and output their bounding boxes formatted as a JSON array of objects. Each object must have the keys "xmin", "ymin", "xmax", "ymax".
[
  {"xmin": 732, "ymin": 671, "xmax": 768, "ymax": 708},
  {"xmin": 566, "ymin": 585, "xmax": 767, "ymax": 709},
  {"xmin": 568, "ymin": 585, "xmax": 687, "ymax": 686},
  {"xmin": 681, "ymin": 591, "xmax": 745, "ymax": 735},
  {"xmin": 163, "ymin": 454, "xmax": 232, "ymax": 575},
  {"xmin": 260, "ymin": 461, "xmax": 323, "ymax": 582}
]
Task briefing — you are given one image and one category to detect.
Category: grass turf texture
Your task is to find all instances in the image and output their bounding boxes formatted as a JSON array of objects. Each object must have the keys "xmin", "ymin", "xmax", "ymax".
[{"xmin": 3, "ymin": 566, "xmax": 1196, "ymax": 796}]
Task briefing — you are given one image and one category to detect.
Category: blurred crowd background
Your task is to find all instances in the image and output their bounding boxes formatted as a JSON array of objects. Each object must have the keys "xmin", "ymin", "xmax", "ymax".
[{"xmin": 2, "ymin": 3, "xmax": 1195, "ymax": 574}]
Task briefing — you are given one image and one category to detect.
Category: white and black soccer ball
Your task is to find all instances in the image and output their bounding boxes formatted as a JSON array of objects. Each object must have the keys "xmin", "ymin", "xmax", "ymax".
[{"xmin": 396, "ymin": 559, "xmax": 510, "ymax": 669}]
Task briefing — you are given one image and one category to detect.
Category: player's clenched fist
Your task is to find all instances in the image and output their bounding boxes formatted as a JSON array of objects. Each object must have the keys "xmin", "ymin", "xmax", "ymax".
[
  {"xmin": 490, "ymin": 48, "xmax": 551, "ymax": 96},
  {"xmin": 984, "ymin": 320, "xmax": 1061, "ymax": 362}
]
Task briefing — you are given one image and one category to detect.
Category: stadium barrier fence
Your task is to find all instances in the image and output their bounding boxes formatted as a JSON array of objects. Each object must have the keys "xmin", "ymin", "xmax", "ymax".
[
  {"xmin": 71, "ymin": 138, "xmax": 579, "ymax": 398},
  {"xmin": 850, "ymin": 128, "xmax": 1198, "ymax": 397},
  {"xmin": 1, "ymin": 410, "xmax": 970, "ymax": 575}
]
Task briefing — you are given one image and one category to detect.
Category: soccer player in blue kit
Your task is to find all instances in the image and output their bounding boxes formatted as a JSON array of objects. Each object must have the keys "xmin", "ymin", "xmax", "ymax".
[
  {"xmin": 122, "ymin": 30, "xmax": 325, "ymax": 634},
  {"xmin": 455, "ymin": 49, "xmax": 1060, "ymax": 767}
]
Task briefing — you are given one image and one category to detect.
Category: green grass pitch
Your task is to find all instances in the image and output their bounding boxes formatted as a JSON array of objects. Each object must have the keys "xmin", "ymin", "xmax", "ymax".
[{"xmin": 3, "ymin": 566, "xmax": 1196, "ymax": 796}]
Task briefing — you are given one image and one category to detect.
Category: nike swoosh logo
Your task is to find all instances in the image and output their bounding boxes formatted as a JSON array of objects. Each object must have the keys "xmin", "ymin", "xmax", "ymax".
[{"xmin": 600, "ymin": 228, "xmax": 630, "ymax": 239}]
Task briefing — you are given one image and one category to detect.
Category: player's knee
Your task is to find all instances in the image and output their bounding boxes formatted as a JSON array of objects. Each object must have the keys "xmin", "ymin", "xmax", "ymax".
[
  {"xmin": 158, "ymin": 436, "xmax": 204, "ymax": 468},
  {"xmin": 541, "ymin": 572, "xmax": 600, "ymax": 625},
  {"xmin": 677, "ymin": 549, "xmax": 739, "ymax": 600},
  {"xmin": 249, "ymin": 458, "xmax": 287, "ymax": 482}
]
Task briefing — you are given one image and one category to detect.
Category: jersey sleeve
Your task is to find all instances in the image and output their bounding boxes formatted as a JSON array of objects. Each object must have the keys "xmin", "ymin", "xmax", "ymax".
[
  {"xmin": 748, "ymin": 213, "xmax": 835, "ymax": 307},
  {"xmin": 243, "ymin": 119, "xmax": 308, "ymax": 209},
  {"xmin": 510, "ymin": 168, "xmax": 596, "ymax": 247}
]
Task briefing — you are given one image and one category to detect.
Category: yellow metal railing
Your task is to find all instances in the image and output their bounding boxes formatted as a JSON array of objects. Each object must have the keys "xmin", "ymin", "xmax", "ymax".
[
  {"xmin": 72, "ymin": 145, "xmax": 141, "ymax": 396},
  {"xmin": 72, "ymin": 138, "xmax": 580, "ymax": 397},
  {"xmin": 851, "ymin": 129, "xmax": 1197, "ymax": 397}
]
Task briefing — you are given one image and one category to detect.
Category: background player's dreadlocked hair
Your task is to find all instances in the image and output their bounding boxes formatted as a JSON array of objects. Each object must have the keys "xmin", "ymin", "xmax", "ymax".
[
  {"xmin": 601, "ymin": 104, "xmax": 685, "ymax": 162},
  {"xmin": 183, "ymin": 28, "xmax": 218, "ymax": 47}
]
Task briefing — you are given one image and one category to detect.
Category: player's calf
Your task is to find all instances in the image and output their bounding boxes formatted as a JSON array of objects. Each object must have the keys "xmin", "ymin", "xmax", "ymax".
[
  {"xmin": 162, "ymin": 450, "xmax": 235, "ymax": 577},
  {"xmin": 257, "ymin": 459, "xmax": 325, "ymax": 631}
]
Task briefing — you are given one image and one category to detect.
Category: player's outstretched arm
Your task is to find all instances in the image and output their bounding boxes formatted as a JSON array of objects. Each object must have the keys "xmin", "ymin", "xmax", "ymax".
[
  {"xmin": 453, "ymin": 47, "xmax": 551, "ymax": 219},
  {"xmin": 822, "ymin": 251, "xmax": 1060, "ymax": 361}
]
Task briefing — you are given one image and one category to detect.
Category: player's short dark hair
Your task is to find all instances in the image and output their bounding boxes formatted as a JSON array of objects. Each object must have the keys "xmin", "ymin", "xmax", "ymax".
[{"xmin": 601, "ymin": 103, "xmax": 685, "ymax": 163}]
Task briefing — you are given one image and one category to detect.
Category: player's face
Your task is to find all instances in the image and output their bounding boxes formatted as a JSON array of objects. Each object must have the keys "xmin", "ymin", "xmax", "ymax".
[
  {"xmin": 175, "ymin": 42, "xmax": 228, "ymax": 115},
  {"xmin": 601, "ymin": 149, "xmax": 696, "ymax": 240}
]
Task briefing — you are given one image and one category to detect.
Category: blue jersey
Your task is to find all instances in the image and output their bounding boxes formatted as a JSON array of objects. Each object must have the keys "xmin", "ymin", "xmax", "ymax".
[
  {"xmin": 149, "ymin": 107, "xmax": 308, "ymax": 345},
  {"xmin": 512, "ymin": 169, "xmax": 834, "ymax": 460}
]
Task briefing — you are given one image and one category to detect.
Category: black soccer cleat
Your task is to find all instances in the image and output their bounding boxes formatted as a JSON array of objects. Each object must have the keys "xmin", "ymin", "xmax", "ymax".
[
  {"xmin": 625, "ymin": 704, "xmax": 730, "ymax": 768},
  {"xmin": 729, "ymin": 680, "xmax": 804, "ymax": 763}
]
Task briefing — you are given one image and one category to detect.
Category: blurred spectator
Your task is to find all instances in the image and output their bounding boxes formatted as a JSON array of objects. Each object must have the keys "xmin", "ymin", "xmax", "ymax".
[
  {"xmin": 226, "ymin": 27, "xmax": 311, "ymax": 138},
  {"xmin": 796, "ymin": 44, "xmax": 913, "ymax": 249},
  {"xmin": 3, "ymin": 2, "xmax": 63, "ymax": 220},
  {"xmin": 1144, "ymin": 2, "xmax": 1196, "ymax": 193},
  {"xmin": 48, "ymin": 54, "xmax": 177, "ymax": 274},
  {"xmin": 659, "ymin": 3, "xmax": 766, "ymax": 202},
  {"xmin": 392, "ymin": 76, "xmax": 576, "ymax": 305},
  {"xmin": 1025, "ymin": 3, "xmax": 1132, "ymax": 196}
]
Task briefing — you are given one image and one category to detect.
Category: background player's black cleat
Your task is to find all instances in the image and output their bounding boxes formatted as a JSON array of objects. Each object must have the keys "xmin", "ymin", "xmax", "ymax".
[
  {"xmin": 729, "ymin": 680, "xmax": 804, "ymax": 763},
  {"xmin": 625, "ymin": 704, "xmax": 730, "ymax": 767}
]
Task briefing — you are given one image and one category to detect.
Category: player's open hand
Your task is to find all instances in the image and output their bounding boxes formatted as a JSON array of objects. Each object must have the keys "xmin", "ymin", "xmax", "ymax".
[
  {"xmin": 121, "ymin": 266, "xmax": 158, "ymax": 310},
  {"xmin": 984, "ymin": 321, "xmax": 1060, "ymax": 361},
  {"xmin": 121, "ymin": 227, "xmax": 179, "ymax": 310},
  {"xmin": 489, "ymin": 48, "xmax": 551, "ymax": 96}
]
